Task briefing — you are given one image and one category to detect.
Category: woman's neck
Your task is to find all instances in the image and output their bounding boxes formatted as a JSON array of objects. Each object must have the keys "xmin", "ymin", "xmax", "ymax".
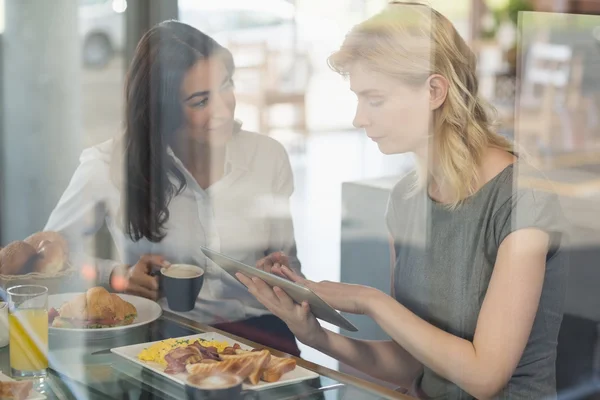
[
  {"xmin": 414, "ymin": 145, "xmax": 516, "ymax": 204},
  {"xmin": 413, "ymin": 145, "xmax": 448, "ymax": 202},
  {"xmin": 175, "ymin": 138, "xmax": 227, "ymax": 189}
]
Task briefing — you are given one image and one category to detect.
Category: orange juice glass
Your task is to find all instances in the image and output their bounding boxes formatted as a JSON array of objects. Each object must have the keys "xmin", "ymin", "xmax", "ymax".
[{"xmin": 7, "ymin": 285, "xmax": 48, "ymax": 377}]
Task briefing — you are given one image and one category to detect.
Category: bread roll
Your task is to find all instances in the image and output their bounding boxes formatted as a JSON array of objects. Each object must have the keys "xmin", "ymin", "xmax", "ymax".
[
  {"xmin": 34, "ymin": 241, "xmax": 66, "ymax": 274},
  {"xmin": 25, "ymin": 231, "xmax": 68, "ymax": 253},
  {"xmin": 25, "ymin": 231, "xmax": 68, "ymax": 274},
  {"xmin": 0, "ymin": 241, "xmax": 38, "ymax": 275}
]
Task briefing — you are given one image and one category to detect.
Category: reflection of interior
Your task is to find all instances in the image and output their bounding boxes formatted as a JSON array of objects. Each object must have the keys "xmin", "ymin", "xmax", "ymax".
[{"xmin": 228, "ymin": 41, "xmax": 311, "ymax": 136}]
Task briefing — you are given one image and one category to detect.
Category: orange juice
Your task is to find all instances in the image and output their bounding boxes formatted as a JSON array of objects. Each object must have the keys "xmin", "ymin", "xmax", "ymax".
[{"xmin": 9, "ymin": 309, "xmax": 48, "ymax": 372}]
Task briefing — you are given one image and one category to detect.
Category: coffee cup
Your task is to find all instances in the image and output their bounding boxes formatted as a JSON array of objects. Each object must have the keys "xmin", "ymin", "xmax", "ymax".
[
  {"xmin": 160, "ymin": 264, "xmax": 204, "ymax": 312},
  {"xmin": 185, "ymin": 374, "xmax": 257, "ymax": 400}
]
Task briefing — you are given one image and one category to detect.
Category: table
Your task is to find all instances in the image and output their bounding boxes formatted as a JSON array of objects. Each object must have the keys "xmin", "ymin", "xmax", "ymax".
[{"xmin": 0, "ymin": 311, "xmax": 412, "ymax": 400}]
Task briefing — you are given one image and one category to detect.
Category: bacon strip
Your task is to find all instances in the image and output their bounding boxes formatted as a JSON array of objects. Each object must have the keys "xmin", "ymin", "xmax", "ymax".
[{"xmin": 164, "ymin": 342, "xmax": 221, "ymax": 374}]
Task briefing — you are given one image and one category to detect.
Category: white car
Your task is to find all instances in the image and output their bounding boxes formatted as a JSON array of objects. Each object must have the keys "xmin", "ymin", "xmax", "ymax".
[{"xmin": 79, "ymin": 0, "xmax": 126, "ymax": 68}]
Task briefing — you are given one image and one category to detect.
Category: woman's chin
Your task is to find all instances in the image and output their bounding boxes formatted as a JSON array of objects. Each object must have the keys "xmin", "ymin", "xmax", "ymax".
[
  {"xmin": 376, "ymin": 138, "xmax": 420, "ymax": 156},
  {"xmin": 208, "ymin": 131, "xmax": 233, "ymax": 147},
  {"xmin": 376, "ymin": 141, "xmax": 402, "ymax": 155},
  {"xmin": 187, "ymin": 130, "xmax": 232, "ymax": 148}
]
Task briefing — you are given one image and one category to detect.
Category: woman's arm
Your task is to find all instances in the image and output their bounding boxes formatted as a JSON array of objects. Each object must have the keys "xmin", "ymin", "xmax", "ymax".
[
  {"xmin": 365, "ymin": 228, "xmax": 549, "ymax": 399},
  {"xmin": 236, "ymin": 272, "xmax": 424, "ymax": 388},
  {"xmin": 264, "ymin": 145, "xmax": 302, "ymax": 273},
  {"xmin": 314, "ymin": 332, "xmax": 423, "ymax": 389},
  {"xmin": 44, "ymin": 150, "xmax": 122, "ymax": 285}
]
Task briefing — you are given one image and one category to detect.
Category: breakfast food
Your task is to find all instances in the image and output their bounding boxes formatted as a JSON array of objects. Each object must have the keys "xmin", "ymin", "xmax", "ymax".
[
  {"xmin": 163, "ymin": 342, "xmax": 221, "ymax": 374},
  {"xmin": 48, "ymin": 287, "xmax": 137, "ymax": 328},
  {"xmin": 0, "ymin": 241, "xmax": 38, "ymax": 275},
  {"xmin": 137, "ymin": 337, "xmax": 297, "ymax": 385},
  {"xmin": 221, "ymin": 348, "xmax": 297, "ymax": 383},
  {"xmin": 261, "ymin": 354, "xmax": 298, "ymax": 382},
  {"xmin": 25, "ymin": 231, "xmax": 69, "ymax": 274},
  {"xmin": 0, "ymin": 380, "xmax": 33, "ymax": 400},
  {"xmin": 0, "ymin": 231, "xmax": 69, "ymax": 276},
  {"xmin": 25, "ymin": 231, "xmax": 68, "ymax": 254},
  {"xmin": 187, "ymin": 350, "xmax": 271, "ymax": 385},
  {"xmin": 138, "ymin": 338, "xmax": 230, "ymax": 367}
]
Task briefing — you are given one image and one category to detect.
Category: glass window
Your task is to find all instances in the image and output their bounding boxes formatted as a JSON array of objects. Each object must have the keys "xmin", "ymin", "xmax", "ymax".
[
  {"xmin": 79, "ymin": 0, "xmax": 110, "ymax": 5},
  {"xmin": 234, "ymin": 10, "xmax": 286, "ymax": 30}
]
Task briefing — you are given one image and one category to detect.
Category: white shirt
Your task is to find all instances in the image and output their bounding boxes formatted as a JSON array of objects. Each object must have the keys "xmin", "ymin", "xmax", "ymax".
[{"xmin": 45, "ymin": 130, "xmax": 300, "ymax": 324}]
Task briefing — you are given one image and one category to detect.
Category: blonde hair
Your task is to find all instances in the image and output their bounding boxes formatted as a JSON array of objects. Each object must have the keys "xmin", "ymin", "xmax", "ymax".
[{"xmin": 328, "ymin": 1, "xmax": 513, "ymax": 208}]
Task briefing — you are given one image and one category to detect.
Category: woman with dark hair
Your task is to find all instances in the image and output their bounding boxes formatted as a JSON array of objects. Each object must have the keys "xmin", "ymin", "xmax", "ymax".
[{"xmin": 45, "ymin": 20, "xmax": 301, "ymax": 355}]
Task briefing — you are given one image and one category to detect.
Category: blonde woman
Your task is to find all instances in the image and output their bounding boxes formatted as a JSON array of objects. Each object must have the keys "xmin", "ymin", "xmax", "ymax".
[{"xmin": 238, "ymin": 2, "xmax": 567, "ymax": 399}]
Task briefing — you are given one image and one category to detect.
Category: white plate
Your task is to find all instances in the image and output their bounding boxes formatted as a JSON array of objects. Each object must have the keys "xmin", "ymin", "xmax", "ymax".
[
  {"xmin": 111, "ymin": 332, "xmax": 320, "ymax": 391},
  {"xmin": 0, "ymin": 371, "xmax": 46, "ymax": 400},
  {"xmin": 48, "ymin": 293, "xmax": 162, "ymax": 334}
]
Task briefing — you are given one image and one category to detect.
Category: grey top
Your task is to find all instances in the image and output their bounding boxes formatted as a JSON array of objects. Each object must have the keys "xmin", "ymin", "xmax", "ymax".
[{"xmin": 386, "ymin": 163, "xmax": 568, "ymax": 399}]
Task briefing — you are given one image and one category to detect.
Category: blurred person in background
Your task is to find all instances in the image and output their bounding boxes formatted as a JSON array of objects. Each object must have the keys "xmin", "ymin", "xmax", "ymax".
[
  {"xmin": 45, "ymin": 20, "xmax": 302, "ymax": 356},
  {"xmin": 240, "ymin": 2, "xmax": 568, "ymax": 397}
]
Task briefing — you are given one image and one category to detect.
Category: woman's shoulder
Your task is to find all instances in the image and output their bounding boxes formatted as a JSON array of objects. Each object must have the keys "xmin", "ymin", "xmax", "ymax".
[
  {"xmin": 80, "ymin": 138, "xmax": 117, "ymax": 164},
  {"xmin": 389, "ymin": 169, "xmax": 420, "ymax": 202},
  {"xmin": 487, "ymin": 161, "xmax": 561, "ymax": 211},
  {"xmin": 77, "ymin": 138, "xmax": 125, "ymax": 189},
  {"xmin": 484, "ymin": 161, "xmax": 566, "ymax": 245}
]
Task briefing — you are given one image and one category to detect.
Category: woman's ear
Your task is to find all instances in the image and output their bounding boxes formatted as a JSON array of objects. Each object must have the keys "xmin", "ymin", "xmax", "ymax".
[{"xmin": 428, "ymin": 74, "xmax": 449, "ymax": 111}]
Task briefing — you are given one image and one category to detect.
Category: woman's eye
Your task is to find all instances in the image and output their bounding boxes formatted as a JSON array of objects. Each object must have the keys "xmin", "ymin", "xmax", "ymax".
[
  {"xmin": 369, "ymin": 98, "xmax": 384, "ymax": 107},
  {"xmin": 191, "ymin": 98, "xmax": 208, "ymax": 108}
]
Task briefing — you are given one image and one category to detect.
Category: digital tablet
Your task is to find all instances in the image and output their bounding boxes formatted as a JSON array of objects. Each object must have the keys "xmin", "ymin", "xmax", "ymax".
[{"xmin": 200, "ymin": 247, "xmax": 358, "ymax": 332}]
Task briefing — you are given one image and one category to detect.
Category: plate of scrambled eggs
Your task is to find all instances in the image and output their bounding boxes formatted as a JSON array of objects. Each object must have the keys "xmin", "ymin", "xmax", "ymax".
[{"xmin": 111, "ymin": 332, "xmax": 319, "ymax": 390}]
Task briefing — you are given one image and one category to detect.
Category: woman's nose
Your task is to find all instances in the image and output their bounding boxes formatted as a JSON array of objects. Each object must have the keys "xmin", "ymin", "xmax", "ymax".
[{"xmin": 353, "ymin": 104, "xmax": 369, "ymax": 129}]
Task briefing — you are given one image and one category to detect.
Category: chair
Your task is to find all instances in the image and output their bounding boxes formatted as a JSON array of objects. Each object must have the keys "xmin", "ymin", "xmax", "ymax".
[{"xmin": 229, "ymin": 41, "xmax": 311, "ymax": 135}]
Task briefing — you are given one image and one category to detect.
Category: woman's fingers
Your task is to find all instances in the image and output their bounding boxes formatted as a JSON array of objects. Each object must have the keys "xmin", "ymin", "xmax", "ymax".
[
  {"xmin": 126, "ymin": 282, "xmax": 158, "ymax": 301},
  {"xmin": 250, "ymin": 277, "xmax": 282, "ymax": 303},
  {"xmin": 236, "ymin": 274, "xmax": 279, "ymax": 303},
  {"xmin": 280, "ymin": 266, "xmax": 308, "ymax": 285},
  {"xmin": 236, "ymin": 273, "xmax": 255, "ymax": 290},
  {"xmin": 273, "ymin": 286, "xmax": 295, "ymax": 310},
  {"xmin": 130, "ymin": 268, "xmax": 159, "ymax": 291},
  {"xmin": 270, "ymin": 264, "xmax": 288, "ymax": 279},
  {"xmin": 140, "ymin": 254, "xmax": 171, "ymax": 269},
  {"xmin": 238, "ymin": 274, "xmax": 303, "ymax": 318},
  {"xmin": 272, "ymin": 252, "xmax": 290, "ymax": 267},
  {"xmin": 255, "ymin": 256, "xmax": 273, "ymax": 273},
  {"xmin": 299, "ymin": 301, "xmax": 311, "ymax": 318}
]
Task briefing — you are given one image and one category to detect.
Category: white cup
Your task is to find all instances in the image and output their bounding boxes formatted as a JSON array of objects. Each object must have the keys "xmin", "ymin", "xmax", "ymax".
[{"xmin": 0, "ymin": 302, "xmax": 8, "ymax": 348}]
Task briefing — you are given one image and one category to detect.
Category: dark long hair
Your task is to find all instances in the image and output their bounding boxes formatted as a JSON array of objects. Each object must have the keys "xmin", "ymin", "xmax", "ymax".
[{"xmin": 123, "ymin": 20, "xmax": 234, "ymax": 242}]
